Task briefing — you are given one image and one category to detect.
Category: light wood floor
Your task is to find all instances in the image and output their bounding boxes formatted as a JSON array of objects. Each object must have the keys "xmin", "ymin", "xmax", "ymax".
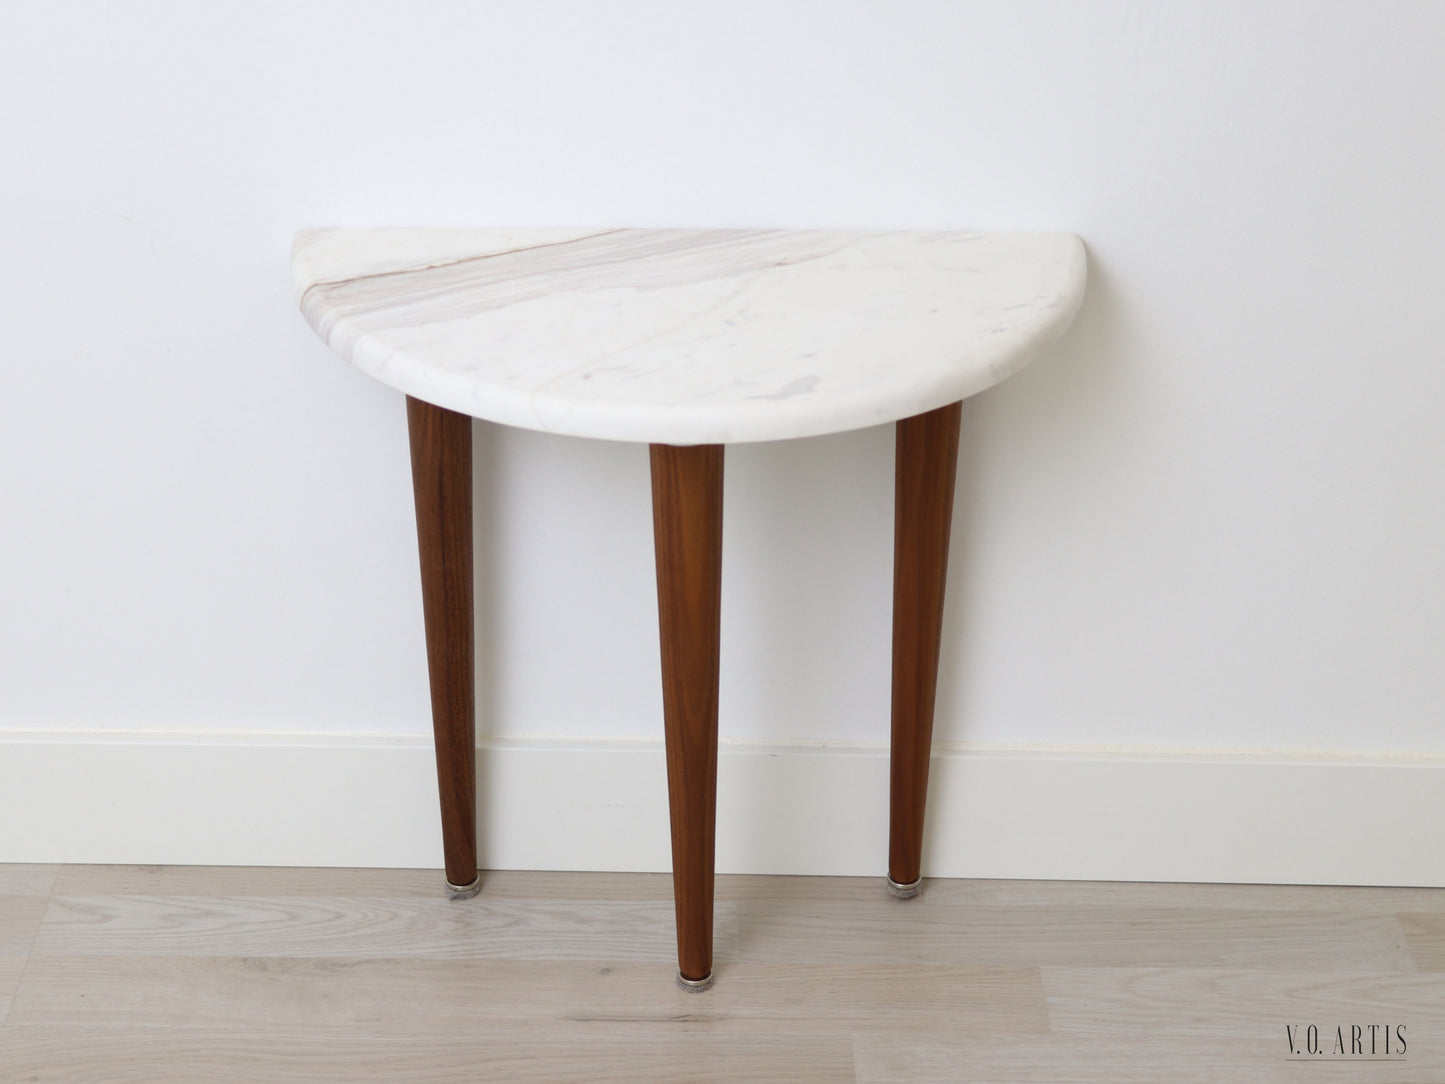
[{"xmin": 2, "ymin": 865, "xmax": 1444, "ymax": 1082}]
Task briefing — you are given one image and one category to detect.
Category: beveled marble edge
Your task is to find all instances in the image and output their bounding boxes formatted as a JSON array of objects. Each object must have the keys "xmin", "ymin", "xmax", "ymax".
[{"xmin": 293, "ymin": 228, "xmax": 1086, "ymax": 444}]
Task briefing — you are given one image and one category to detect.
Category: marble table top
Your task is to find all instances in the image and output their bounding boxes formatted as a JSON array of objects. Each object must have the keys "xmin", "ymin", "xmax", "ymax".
[{"xmin": 294, "ymin": 228, "xmax": 1086, "ymax": 445}]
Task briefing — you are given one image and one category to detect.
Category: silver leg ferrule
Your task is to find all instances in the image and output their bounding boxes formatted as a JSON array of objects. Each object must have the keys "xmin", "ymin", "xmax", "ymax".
[
  {"xmin": 446, "ymin": 874, "xmax": 482, "ymax": 900},
  {"xmin": 676, "ymin": 970, "xmax": 714, "ymax": 992},
  {"xmin": 886, "ymin": 874, "xmax": 922, "ymax": 899}
]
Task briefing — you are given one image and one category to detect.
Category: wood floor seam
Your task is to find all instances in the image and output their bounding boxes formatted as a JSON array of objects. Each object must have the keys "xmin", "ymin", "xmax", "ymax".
[{"xmin": 0, "ymin": 868, "xmax": 59, "ymax": 1027}]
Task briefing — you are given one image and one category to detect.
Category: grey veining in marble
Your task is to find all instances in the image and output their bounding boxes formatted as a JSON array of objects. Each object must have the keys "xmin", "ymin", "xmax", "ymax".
[{"xmin": 294, "ymin": 228, "xmax": 1086, "ymax": 444}]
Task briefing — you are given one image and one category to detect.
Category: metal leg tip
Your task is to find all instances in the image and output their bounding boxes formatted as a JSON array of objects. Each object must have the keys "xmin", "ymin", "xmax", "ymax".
[
  {"xmin": 445, "ymin": 874, "xmax": 482, "ymax": 900},
  {"xmin": 676, "ymin": 970, "xmax": 714, "ymax": 992},
  {"xmin": 887, "ymin": 874, "xmax": 922, "ymax": 900}
]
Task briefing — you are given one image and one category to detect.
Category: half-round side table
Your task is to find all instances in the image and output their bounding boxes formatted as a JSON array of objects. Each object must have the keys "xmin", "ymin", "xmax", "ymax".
[{"xmin": 293, "ymin": 228, "xmax": 1086, "ymax": 990}]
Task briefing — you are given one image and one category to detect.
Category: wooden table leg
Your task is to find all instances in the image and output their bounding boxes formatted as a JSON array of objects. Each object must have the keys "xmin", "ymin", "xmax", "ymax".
[
  {"xmin": 407, "ymin": 396, "xmax": 480, "ymax": 899},
  {"xmin": 650, "ymin": 443, "xmax": 724, "ymax": 989},
  {"xmin": 888, "ymin": 401, "xmax": 963, "ymax": 898}
]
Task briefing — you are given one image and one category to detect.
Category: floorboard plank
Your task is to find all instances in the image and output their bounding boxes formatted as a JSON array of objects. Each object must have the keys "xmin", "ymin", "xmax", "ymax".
[
  {"xmin": 886, "ymin": 878, "xmax": 1445, "ymax": 913},
  {"xmin": 1043, "ymin": 965, "xmax": 1445, "ymax": 1039},
  {"xmin": 34, "ymin": 895, "xmax": 734, "ymax": 961},
  {"xmin": 0, "ymin": 1023, "xmax": 857, "ymax": 1083},
  {"xmin": 854, "ymin": 1029, "xmax": 1435, "ymax": 1083},
  {"xmin": 736, "ymin": 902, "xmax": 1414, "ymax": 969},
  {"xmin": 48, "ymin": 865, "xmax": 677, "ymax": 902},
  {"xmin": 0, "ymin": 866, "xmax": 59, "ymax": 897},
  {"xmin": 7, "ymin": 955, "xmax": 1047, "ymax": 1032}
]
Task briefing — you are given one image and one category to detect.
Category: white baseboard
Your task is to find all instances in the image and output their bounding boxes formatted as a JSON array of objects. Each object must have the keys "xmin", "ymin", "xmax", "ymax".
[{"xmin": 3, "ymin": 731, "xmax": 1443, "ymax": 886}]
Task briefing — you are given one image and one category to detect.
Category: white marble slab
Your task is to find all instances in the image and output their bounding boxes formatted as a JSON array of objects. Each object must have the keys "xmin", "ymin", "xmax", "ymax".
[{"xmin": 293, "ymin": 228, "xmax": 1086, "ymax": 444}]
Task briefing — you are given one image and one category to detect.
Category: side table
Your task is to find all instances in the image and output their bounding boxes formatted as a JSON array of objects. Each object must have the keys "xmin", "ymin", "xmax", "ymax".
[{"xmin": 294, "ymin": 228, "xmax": 1086, "ymax": 989}]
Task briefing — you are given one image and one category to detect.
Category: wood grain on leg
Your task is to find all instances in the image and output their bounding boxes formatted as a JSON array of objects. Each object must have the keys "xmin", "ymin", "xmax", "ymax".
[
  {"xmin": 649, "ymin": 443, "xmax": 724, "ymax": 986},
  {"xmin": 407, "ymin": 396, "xmax": 479, "ymax": 897},
  {"xmin": 888, "ymin": 402, "xmax": 963, "ymax": 895}
]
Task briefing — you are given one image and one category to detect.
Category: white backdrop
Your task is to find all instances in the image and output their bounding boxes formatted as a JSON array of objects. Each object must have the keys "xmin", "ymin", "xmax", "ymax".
[{"xmin": 4, "ymin": 1, "xmax": 1444, "ymax": 767}]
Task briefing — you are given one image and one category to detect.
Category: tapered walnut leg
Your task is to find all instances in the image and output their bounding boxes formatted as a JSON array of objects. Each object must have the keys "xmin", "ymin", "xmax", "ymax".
[
  {"xmin": 650, "ymin": 442, "xmax": 724, "ymax": 989},
  {"xmin": 888, "ymin": 401, "xmax": 963, "ymax": 898},
  {"xmin": 407, "ymin": 396, "xmax": 479, "ymax": 899}
]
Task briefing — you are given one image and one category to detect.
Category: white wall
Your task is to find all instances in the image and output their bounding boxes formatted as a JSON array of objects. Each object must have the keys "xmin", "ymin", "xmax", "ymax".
[{"xmin": 4, "ymin": 3, "xmax": 1445, "ymax": 872}]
